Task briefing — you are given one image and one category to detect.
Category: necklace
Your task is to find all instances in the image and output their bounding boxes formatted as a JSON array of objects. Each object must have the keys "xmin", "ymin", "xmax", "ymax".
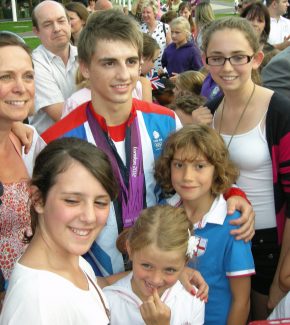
[{"xmin": 219, "ymin": 83, "xmax": 256, "ymax": 149}]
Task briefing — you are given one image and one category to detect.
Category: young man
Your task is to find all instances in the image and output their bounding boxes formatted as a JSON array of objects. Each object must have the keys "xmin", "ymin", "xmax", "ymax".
[{"xmin": 42, "ymin": 10, "xmax": 254, "ymax": 277}]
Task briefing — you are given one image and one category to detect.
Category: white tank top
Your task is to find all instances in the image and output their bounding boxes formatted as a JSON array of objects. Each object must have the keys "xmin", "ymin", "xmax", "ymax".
[{"xmin": 216, "ymin": 111, "xmax": 276, "ymax": 229}]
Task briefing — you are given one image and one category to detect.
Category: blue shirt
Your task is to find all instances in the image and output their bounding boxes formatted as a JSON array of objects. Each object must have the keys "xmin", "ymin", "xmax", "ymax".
[{"xmin": 188, "ymin": 195, "xmax": 255, "ymax": 325}]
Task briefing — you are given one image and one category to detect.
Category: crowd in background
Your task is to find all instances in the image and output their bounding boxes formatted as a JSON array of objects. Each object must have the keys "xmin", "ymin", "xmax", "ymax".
[{"xmin": 1, "ymin": 0, "xmax": 290, "ymax": 323}]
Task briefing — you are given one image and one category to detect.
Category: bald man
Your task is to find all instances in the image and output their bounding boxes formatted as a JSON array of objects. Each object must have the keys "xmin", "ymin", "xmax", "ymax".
[
  {"xmin": 29, "ymin": 1, "xmax": 78, "ymax": 134},
  {"xmin": 95, "ymin": 0, "xmax": 113, "ymax": 10}
]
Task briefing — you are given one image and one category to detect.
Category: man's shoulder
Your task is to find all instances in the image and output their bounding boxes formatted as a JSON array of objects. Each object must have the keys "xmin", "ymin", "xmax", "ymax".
[
  {"xmin": 41, "ymin": 102, "xmax": 88, "ymax": 143},
  {"xmin": 32, "ymin": 44, "xmax": 49, "ymax": 58},
  {"xmin": 279, "ymin": 15, "xmax": 290, "ymax": 25},
  {"xmin": 134, "ymin": 98, "xmax": 176, "ymax": 118}
]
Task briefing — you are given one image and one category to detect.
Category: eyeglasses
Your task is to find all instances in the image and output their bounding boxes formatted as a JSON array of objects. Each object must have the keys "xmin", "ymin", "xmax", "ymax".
[{"xmin": 206, "ymin": 54, "xmax": 254, "ymax": 66}]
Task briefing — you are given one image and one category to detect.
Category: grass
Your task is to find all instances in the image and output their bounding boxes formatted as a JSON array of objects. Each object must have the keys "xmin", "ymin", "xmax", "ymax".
[
  {"xmin": 0, "ymin": 20, "xmax": 40, "ymax": 49},
  {"xmin": 215, "ymin": 13, "xmax": 235, "ymax": 18},
  {"xmin": 0, "ymin": 20, "xmax": 32, "ymax": 32},
  {"xmin": 24, "ymin": 37, "xmax": 41, "ymax": 49}
]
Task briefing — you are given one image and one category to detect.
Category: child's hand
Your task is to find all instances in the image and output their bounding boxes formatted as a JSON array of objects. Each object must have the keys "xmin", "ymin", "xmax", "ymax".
[
  {"xmin": 11, "ymin": 122, "xmax": 34, "ymax": 154},
  {"xmin": 179, "ymin": 267, "xmax": 209, "ymax": 302},
  {"xmin": 191, "ymin": 106, "xmax": 213, "ymax": 126},
  {"xmin": 140, "ymin": 289, "xmax": 171, "ymax": 325}
]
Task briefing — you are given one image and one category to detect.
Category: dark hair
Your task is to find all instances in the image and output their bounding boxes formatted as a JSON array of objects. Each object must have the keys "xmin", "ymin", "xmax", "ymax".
[
  {"xmin": 78, "ymin": 9, "xmax": 143, "ymax": 66},
  {"xmin": 170, "ymin": 94, "xmax": 206, "ymax": 115},
  {"xmin": 155, "ymin": 125, "xmax": 239, "ymax": 195},
  {"xmin": 28, "ymin": 138, "xmax": 118, "ymax": 241},
  {"xmin": 240, "ymin": 2, "xmax": 270, "ymax": 43},
  {"xmin": 0, "ymin": 31, "xmax": 31, "ymax": 58},
  {"xmin": 160, "ymin": 10, "xmax": 178, "ymax": 24},
  {"xmin": 178, "ymin": 2, "xmax": 195, "ymax": 29},
  {"xmin": 65, "ymin": 2, "xmax": 89, "ymax": 22}
]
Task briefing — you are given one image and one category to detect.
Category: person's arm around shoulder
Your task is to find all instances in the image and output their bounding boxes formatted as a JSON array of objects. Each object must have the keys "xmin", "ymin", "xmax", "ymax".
[
  {"xmin": 224, "ymin": 187, "xmax": 255, "ymax": 242},
  {"xmin": 227, "ymin": 276, "xmax": 251, "ymax": 325}
]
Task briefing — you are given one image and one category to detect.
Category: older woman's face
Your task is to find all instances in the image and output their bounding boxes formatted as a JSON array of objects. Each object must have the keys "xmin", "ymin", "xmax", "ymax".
[
  {"xmin": 142, "ymin": 6, "xmax": 155, "ymax": 24},
  {"xmin": 0, "ymin": 46, "xmax": 34, "ymax": 122}
]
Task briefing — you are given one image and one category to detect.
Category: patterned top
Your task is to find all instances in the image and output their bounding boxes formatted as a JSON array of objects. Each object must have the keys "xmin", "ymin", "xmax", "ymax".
[
  {"xmin": 0, "ymin": 181, "xmax": 31, "ymax": 280},
  {"xmin": 141, "ymin": 21, "xmax": 170, "ymax": 70}
]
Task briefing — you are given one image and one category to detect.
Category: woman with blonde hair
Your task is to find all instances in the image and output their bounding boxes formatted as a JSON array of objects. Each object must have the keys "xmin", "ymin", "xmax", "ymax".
[
  {"xmin": 194, "ymin": 2, "xmax": 215, "ymax": 49},
  {"xmin": 140, "ymin": 0, "xmax": 172, "ymax": 71},
  {"xmin": 0, "ymin": 32, "xmax": 40, "ymax": 291}
]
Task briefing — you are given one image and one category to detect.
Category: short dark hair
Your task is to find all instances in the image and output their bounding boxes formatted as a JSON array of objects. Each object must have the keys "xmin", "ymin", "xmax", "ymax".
[{"xmin": 28, "ymin": 138, "xmax": 118, "ymax": 241}]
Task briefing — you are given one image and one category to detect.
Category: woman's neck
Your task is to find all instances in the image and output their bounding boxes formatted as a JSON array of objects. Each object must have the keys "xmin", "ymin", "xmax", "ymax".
[
  {"xmin": 147, "ymin": 19, "xmax": 157, "ymax": 32},
  {"xmin": 72, "ymin": 30, "xmax": 82, "ymax": 45},
  {"xmin": 222, "ymin": 80, "xmax": 256, "ymax": 111}
]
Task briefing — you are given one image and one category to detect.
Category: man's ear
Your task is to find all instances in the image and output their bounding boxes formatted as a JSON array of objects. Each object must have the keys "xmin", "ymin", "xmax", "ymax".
[
  {"xmin": 79, "ymin": 60, "xmax": 90, "ymax": 79},
  {"xmin": 32, "ymin": 26, "xmax": 39, "ymax": 37},
  {"xmin": 30, "ymin": 185, "xmax": 44, "ymax": 214}
]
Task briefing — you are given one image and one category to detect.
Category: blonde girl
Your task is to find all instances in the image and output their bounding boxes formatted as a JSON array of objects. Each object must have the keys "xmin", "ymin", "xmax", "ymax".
[
  {"xmin": 104, "ymin": 205, "xmax": 205, "ymax": 325},
  {"xmin": 200, "ymin": 16, "xmax": 290, "ymax": 320},
  {"xmin": 155, "ymin": 125, "xmax": 255, "ymax": 325},
  {"xmin": 161, "ymin": 17, "xmax": 202, "ymax": 77}
]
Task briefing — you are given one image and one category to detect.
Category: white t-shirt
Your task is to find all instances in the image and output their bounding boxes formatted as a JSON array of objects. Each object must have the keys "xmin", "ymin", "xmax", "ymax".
[
  {"xmin": 103, "ymin": 272, "xmax": 205, "ymax": 325},
  {"xmin": 29, "ymin": 44, "xmax": 78, "ymax": 134},
  {"xmin": 0, "ymin": 257, "xmax": 109, "ymax": 325},
  {"xmin": 268, "ymin": 16, "xmax": 290, "ymax": 45}
]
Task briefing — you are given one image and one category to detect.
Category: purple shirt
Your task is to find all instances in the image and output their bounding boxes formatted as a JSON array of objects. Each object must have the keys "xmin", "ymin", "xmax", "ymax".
[{"xmin": 161, "ymin": 41, "xmax": 203, "ymax": 77}]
